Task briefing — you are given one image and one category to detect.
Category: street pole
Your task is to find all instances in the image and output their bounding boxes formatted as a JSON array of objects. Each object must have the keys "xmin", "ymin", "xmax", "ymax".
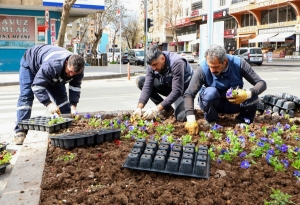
[
  {"xmin": 144, "ymin": 0, "xmax": 148, "ymax": 68},
  {"xmin": 207, "ymin": 0, "xmax": 213, "ymax": 47},
  {"xmin": 119, "ymin": 0, "xmax": 122, "ymax": 73}
]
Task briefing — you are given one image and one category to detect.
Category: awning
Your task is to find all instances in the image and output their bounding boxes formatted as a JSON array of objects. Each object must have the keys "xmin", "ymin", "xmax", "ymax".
[
  {"xmin": 224, "ymin": 34, "xmax": 234, "ymax": 38},
  {"xmin": 268, "ymin": 32, "xmax": 295, "ymax": 42},
  {"xmin": 249, "ymin": 33, "xmax": 278, "ymax": 43},
  {"xmin": 190, "ymin": 39, "xmax": 200, "ymax": 44},
  {"xmin": 234, "ymin": 34, "xmax": 252, "ymax": 38}
]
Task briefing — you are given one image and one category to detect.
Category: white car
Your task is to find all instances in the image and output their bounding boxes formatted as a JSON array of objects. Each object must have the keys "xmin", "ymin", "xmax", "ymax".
[
  {"xmin": 177, "ymin": 51, "xmax": 194, "ymax": 63},
  {"xmin": 107, "ymin": 52, "xmax": 120, "ymax": 62}
]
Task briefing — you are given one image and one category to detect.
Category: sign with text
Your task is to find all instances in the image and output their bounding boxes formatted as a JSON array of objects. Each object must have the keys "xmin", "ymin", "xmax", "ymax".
[
  {"xmin": 43, "ymin": 0, "xmax": 105, "ymax": 10},
  {"xmin": 45, "ymin": 9, "xmax": 49, "ymax": 30},
  {"xmin": 0, "ymin": 15, "xmax": 35, "ymax": 41},
  {"xmin": 50, "ymin": 19, "xmax": 56, "ymax": 45},
  {"xmin": 202, "ymin": 9, "xmax": 229, "ymax": 21}
]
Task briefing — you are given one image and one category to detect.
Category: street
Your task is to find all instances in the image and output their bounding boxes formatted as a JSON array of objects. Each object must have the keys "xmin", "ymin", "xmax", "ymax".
[{"xmin": 0, "ymin": 64, "xmax": 299, "ymax": 143}]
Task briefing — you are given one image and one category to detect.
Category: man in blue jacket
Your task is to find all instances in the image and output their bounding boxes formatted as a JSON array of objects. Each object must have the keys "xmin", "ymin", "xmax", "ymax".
[
  {"xmin": 184, "ymin": 44, "xmax": 267, "ymax": 135},
  {"xmin": 14, "ymin": 44, "xmax": 85, "ymax": 145},
  {"xmin": 132, "ymin": 45, "xmax": 193, "ymax": 121}
]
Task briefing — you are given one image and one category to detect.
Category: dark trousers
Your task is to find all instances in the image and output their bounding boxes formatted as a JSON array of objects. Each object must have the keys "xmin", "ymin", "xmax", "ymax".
[
  {"xmin": 198, "ymin": 87, "xmax": 258, "ymax": 123},
  {"xmin": 15, "ymin": 57, "xmax": 71, "ymax": 133},
  {"xmin": 136, "ymin": 76, "xmax": 186, "ymax": 121}
]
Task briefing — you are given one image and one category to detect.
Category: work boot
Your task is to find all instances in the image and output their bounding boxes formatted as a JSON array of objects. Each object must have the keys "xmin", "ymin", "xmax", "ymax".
[
  {"xmin": 14, "ymin": 132, "xmax": 26, "ymax": 145},
  {"xmin": 158, "ymin": 107, "xmax": 175, "ymax": 119}
]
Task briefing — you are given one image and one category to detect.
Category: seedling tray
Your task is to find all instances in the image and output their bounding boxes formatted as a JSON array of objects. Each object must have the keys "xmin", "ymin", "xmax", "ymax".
[
  {"xmin": 17, "ymin": 116, "xmax": 73, "ymax": 133},
  {"xmin": 49, "ymin": 128, "xmax": 121, "ymax": 149},
  {"xmin": 0, "ymin": 163, "xmax": 10, "ymax": 175},
  {"xmin": 123, "ymin": 140, "xmax": 210, "ymax": 179},
  {"xmin": 0, "ymin": 143, "xmax": 8, "ymax": 152}
]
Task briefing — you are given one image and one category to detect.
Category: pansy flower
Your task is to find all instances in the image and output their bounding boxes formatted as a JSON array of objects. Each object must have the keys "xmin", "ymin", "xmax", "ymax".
[
  {"xmin": 84, "ymin": 113, "xmax": 91, "ymax": 119},
  {"xmin": 96, "ymin": 114, "xmax": 102, "ymax": 119},
  {"xmin": 244, "ymin": 118, "xmax": 250, "ymax": 124},
  {"xmin": 266, "ymin": 153, "xmax": 272, "ymax": 164},
  {"xmin": 162, "ymin": 135, "xmax": 167, "ymax": 141},
  {"xmin": 128, "ymin": 126, "xmax": 135, "ymax": 131},
  {"xmin": 239, "ymin": 151, "xmax": 247, "ymax": 158},
  {"xmin": 294, "ymin": 170, "xmax": 300, "ymax": 177},
  {"xmin": 217, "ymin": 158, "xmax": 222, "ymax": 163},
  {"xmin": 281, "ymin": 159, "xmax": 289, "ymax": 168},
  {"xmin": 260, "ymin": 137, "xmax": 268, "ymax": 142},
  {"xmin": 280, "ymin": 144, "xmax": 288, "ymax": 153},
  {"xmin": 249, "ymin": 132, "xmax": 255, "ymax": 137},
  {"xmin": 284, "ymin": 124, "xmax": 291, "ymax": 130},
  {"xmin": 268, "ymin": 138, "xmax": 274, "ymax": 144},
  {"xmin": 257, "ymin": 142, "xmax": 264, "ymax": 147},
  {"xmin": 124, "ymin": 120, "xmax": 129, "ymax": 127},
  {"xmin": 225, "ymin": 137, "xmax": 231, "ymax": 144},
  {"xmin": 238, "ymin": 136, "xmax": 245, "ymax": 143},
  {"xmin": 240, "ymin": 160, "xmax": 250, "ymax": 169},
  {"xmin": 220, "ymin": 149, "xmax": 228, "ymax": 155},
  {"xmin": 294, "ymin": 147, "xmax": 300, "ymax": 152},
  {"xmin": 267, "ymin": 149, "xmax": 275, "ymax": 155},
  {"xmin": 265, "ymin": 110, "xmax": 271, "ymax": 115},
  {"xmin": 139, "ymin": 126, "xmax": 146, "ymax": 131}
]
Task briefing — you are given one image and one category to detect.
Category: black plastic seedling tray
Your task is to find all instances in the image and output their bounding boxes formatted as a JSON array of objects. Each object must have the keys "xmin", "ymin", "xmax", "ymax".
[
  {"xmin": 123, "ymin": 140, "xmax": 210, "ymax": 179},
  {"xmin": 0, "ymin": 163, "xmax": 10, "ymax": 175},
  {"xmin": 17, "ymin": 116, "xmax": 73, "ymax": 133},
  {"xmin": 0, "ymin": 143, "xmax": 8, "ymax": 152},
  {"xmin": 49, "ymin": 128, "xmax": 121, "ymax": 149}
]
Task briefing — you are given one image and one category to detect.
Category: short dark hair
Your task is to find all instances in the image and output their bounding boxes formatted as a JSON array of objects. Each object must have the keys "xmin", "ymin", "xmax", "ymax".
[
  {"xmin": 146, "ymin": 44, "xmax": 162, "ymax": 64},
  {"xmin": 68, "ymin": 55, "xmax": 85, "ymax": 73}
]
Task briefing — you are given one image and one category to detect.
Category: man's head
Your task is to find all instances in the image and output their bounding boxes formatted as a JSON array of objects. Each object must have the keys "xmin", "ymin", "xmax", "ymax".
[
  {"xmin": 147, "ymin": 44, "xmax": 166, "ymax": 73},
  {"xmin": 204, "ymin": 45, "xmax": 228, "ymax": 76},
  {"xmin": 65, "ymin": 55, "xmax": 85, "ymax": 78}
]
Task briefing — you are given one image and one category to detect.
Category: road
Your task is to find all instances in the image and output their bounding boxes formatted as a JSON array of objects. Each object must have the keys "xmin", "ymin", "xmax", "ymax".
[{"xmin": 0, "ymin": 64, "xmax": 299, "ymax": 142}]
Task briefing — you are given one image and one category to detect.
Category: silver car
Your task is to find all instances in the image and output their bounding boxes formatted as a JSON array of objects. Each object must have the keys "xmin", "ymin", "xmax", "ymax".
[{"xmin": 177, "ymin": 51, "xmax": 195, "ymax": 63}]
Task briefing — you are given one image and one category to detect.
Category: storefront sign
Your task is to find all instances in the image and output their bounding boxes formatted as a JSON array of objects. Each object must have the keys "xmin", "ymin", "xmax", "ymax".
[
  {"xmin": 237, "ymin": 26, "xmax": 257, "ymax": 33},
  {"xmin": 0, "ymin": 15, "xmax": 35, "ymax": 41},
  {"xmin": 43, "ymin": 0, "xmax": 105, "ymax": 10},
  {"xmin": 166, "ymin": 18, "xmax": 194, "ymax": 28},
  {"xmin": 50, "ymin": 19, "xmax": 56, "ymax": 45},
  {"xmin": 229, "ymin": 7, "xmax": 247, "ymax": 14},
  {"xmin": 229, "ymin": 0, "xmax": 287, "ymax": 14},
  {"xmin": 259, "ymin": 26, "xmax": 295, "ymax": 34},
  {"xmin": 202, "ymin": 9, "xmax": 228, "ymax": 21},
  {"xmin": 224, "ymin": 29, "xmax": 236, "ymax": 35}
]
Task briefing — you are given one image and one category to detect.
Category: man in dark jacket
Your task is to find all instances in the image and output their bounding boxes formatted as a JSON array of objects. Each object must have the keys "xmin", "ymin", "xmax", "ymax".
[
  {"xmin": 14, "ymin": 44, "xmax": 85, "ymax": 145},
  {"xmin": 184, "ymin": 44, "xmax": 267, "ymax": 135},
  {"xmin": 132, "ymin": 45, "xmax": 194, "ymax": 121}
]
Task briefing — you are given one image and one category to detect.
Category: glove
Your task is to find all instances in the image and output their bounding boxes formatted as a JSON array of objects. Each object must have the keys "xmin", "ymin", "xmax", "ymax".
[
  {"xmin": 47, "ymin": 103, "xmax": 61, "ymax": 115},
  {"xmin": 131, "ymin": 108, "xmax": 142, "ymax": 121},
  {"xmin": 71, "ymin": 105, "xmax": 78, "ymax": 117},
  {"xmin": 142, "ymin": 107, "xmax": 159, "ymax": 120},
  {"xmin": 184, "ymin": 115, "xmax": 199, "ymax": 135},
  {"xmin": 227, "ymin": 89, "xmax": 251, "ymax": 104}
]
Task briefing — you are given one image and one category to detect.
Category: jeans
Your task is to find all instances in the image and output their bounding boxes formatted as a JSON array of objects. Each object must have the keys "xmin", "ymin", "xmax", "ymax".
[
  {"xmin": 198, "ymin": 87, "xmax": 258, "ymax": 123},
  {"xmin": 136, "ymin": 76, "xmax": 186, "ymax": 121},
  {"xmin": 15, "ymin": 57, "xmax": 71, "ymax": 133}
]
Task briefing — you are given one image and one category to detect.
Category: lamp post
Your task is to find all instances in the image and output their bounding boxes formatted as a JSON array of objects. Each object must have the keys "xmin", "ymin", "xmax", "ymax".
[{"xmin": 144, "ymin": 0, "xmax": 148, "ymax": 68}]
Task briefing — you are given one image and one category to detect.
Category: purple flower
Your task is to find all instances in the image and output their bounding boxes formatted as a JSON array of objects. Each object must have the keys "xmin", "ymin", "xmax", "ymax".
[
  {"xmin": 276, "ymin": 122, "xmax": 282, "ymax": 127},
  {"xmin": 266, "ymin": 153, "xmax": 272, "ymax": 164},
  {"xmin": 238, "ymin": 136, "xmax": 245, "ymax": 143},
  {"xmin": 96, "ymin": 114, "xmax": 102, "ymax": 119},
  {"xmin": 211, "ymin": 124, "xmax": 223, "ymax": 130},
  {"xmin": 117, "ymin": 119, "xmax": 121, "ymax": 125},
  {"xmin": 162, "ymin": 135, "xmax": 167, "ymax": 141},
  {"xmin": 225, "ymin": 137, "xmax": 231, "ymax": 144},
  {"xmin": 280, "ymin": 144, "xmax": 288, "ymax": 153},
  {"xmin": 170, "ymin": 143, "xmax": 174, "ymax": 150},
  {"xmin": 131, "ymin": 135, "xmax": 135, "ymax": 139},
  {"xmin": 260, "ymin": 137, "xmax": 268, "ymax": 142},
  {"xmin": 149, "ymin": 135, "xmax": 154, "ymax": 139},
  {"xmin": 128, "ymin": 126, "xmax": 135, "ymax": 131},
  {"xmin": 124, "ymin": 120, "xmax": 129, "ymax": 127},
  {"xmin": 294, "ymin": 147, "xmax": 300, "ymax": 152},
  {"xmin": 239, "ymin": 151, "xmax": 247, "ymax": 158},
  {"xmin": 139, "ymin": 126, "xmax": 146, "ymax": 131},
  {"xmin": 268, "ymin": 138, "xmax": 275, "ymax": 144},
  {"xmin": 284, "ymin": 124, "xmax": 290, "ymax": 130},
  {"xmin": 217, "ymin": 158, "xmax": 222, "ymax": 163},
  {"xmin": 249, "ymin": 132, "xmax": 255, "ymax": 137},
  {"xmin": 84, "ymin": 113, "xmax": 91, "ymax": 119},
  {"xmin": 220, "ymin": 149, "xmax": 228, "ymax": 155},
  {"xmin": 244, "ymin": 118, "xmax": 250, "ymax": 124},
  {"xmin": 296, "ymin": 137, "xmax": 299, "ymax": 141},
  {"xmin": 110, "ymin": 121, "xmax": 114, "ymax": 127},
  {"xmin": 226, "ymin": 88, "xmax": 233, "ymax": 98},
  {"xmin": 257, "ymin": 142, "xmax": 264, "ymax": 147},
  {"xmin": 272, "ymin": 127, "xmax": 279, "ymax": 132},
  {"xmin": 294, "ymin": 171, "xmax": 300, "ymax": 177},
  {"xmin": 281, "ymin": 159, "xmax": 289, "ymax": 168},
  {"xmin": 267, "ymin": 149, "xmax": 275, "ymax": 155},
  {"xmin": 267, "ymin": 130, "xmax": 272, "ymax": 135},
  {"xmin": 240, "ymin": 160, "xmax": 250, "ymax": 169},
  {"xmin": 266, "ymin": 110, "xmax": 271, "ymax": 115}
]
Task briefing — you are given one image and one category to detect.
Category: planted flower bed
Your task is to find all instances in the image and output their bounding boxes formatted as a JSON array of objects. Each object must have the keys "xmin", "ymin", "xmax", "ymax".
[{"xmin": 40, "ymin": 110, "xmax": 300, "ymax": 205}]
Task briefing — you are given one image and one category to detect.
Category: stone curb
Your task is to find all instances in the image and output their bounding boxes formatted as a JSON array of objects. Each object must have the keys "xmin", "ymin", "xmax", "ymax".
[{"xmin": 0, "ymin": 72, "xmax": 145, "ymax": 87}]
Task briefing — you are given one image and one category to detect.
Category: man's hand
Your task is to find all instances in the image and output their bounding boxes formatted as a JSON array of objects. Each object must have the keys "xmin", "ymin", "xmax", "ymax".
[
  {"xmin": 142, "ymin": 107, "xmax": 159, "ymax": 120},
  {"xmin": 71, "ymin": 105, "xmax": 78, "ymax": 117},
  {"xmin": 132, "ymin": 108, "xmax": 142, "ymax": 121},
  {"xmin": 184, "ymin": 115, "xmax": 199, "ymax": 135},
  {"xmin": 227, "ymin": 89, "xmax": 251, "ymax": 104},
  {"xmin": 47, "ymin": 103, "xmax": 61, "ymax": 115}
]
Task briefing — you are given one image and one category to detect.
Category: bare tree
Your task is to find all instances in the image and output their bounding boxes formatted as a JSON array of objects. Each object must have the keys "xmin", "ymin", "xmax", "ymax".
[
  {"xmin": 164, "ymin": 0, "xmax": 183, "ymax": 51},
  {"xmin": 56, "ymin": 0, "xmax": 77, "ymax": 47},
  {"xmin": 122, "ymin": 15, "xmax": 142, "ymax": 50}
]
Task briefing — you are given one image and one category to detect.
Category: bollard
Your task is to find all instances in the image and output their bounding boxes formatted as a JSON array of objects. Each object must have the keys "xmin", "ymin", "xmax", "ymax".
[{"xmin": 127, "ymin": 62, "xmax": 130, "ymax": 80}]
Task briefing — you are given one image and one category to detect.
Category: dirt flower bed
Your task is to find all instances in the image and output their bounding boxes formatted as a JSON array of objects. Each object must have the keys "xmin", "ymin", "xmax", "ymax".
[{"xmin": 40, "ymin": 110, "xmax": 300, "ymax": 205}]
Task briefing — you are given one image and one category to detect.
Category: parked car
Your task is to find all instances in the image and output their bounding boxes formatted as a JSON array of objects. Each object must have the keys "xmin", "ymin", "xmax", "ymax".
[
  {"xmin": 176, "ymin": 51, "xmax": 195, "ymax": 63},
  {"xmin": 231, "ymin": 47, "xmax": 263, "ymax": 66},
  {"xmin": 128, "ymin": 49, "xmax": 145, "ymax": 66},
  {"xmin": 107, "ymin": 52, "xmax": 119, "ymax": 62},
  {"xmin": 117, "ymin": 52, "xmax": 129, "ymax": 64}
]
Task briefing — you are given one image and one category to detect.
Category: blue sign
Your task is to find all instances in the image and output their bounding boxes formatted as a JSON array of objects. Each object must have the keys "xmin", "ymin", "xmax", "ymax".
[{"xmin": 43, "ymin": 0, "xmax": 105, "ymax": 10}]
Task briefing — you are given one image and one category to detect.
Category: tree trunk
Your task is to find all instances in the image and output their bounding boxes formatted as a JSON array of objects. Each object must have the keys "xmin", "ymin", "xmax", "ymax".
[
  {"xmin": 56, "ymin": 0, "xmax": 77, "ymax": 47},
  {"xmin": 89, "ymin": 29, "xmax": 103, "ymax": 66}
]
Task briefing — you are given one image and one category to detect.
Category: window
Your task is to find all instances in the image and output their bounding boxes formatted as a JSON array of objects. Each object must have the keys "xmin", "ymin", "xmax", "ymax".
[
  {"xmin": 192, "ymin": 1, "xmax": 202, "ymax": 10},
  {"xmin": 241, "ymin": 14, "xmax": 257, "ymax": 27},
  {"xmin": 185, "ymin": 8, "xmax": 189, "ymax": 16},
  {"xmin": 261, "ymin": 6, "xmax": 296, "ymax": 24},
  {"xmin": 220, "ymin": 0, "xmax": 226, "ymax": 6},
  {"xmin": 224, "ymin": 18, "xmax": 237, "ymax": 30},
  {"xmin": 240, "ymin": 49, "xmax": 248, "ymax": 55}
]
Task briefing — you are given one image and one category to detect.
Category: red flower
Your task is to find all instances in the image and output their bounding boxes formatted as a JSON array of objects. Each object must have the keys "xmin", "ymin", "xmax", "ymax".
[
  {"xmin": 114, "ymin": 139, "xmax": 121, "ymax": 145},
  {"xmin": 154, "ymin": 122, "xmax": 159, "ymax": 126},
  {"xmin": 98, "ymin": 153, "xmax": 102, "ymax": 158},
  {"xmin": 0, "ymin": 155, "xmax": 3, "ymax": 160}
]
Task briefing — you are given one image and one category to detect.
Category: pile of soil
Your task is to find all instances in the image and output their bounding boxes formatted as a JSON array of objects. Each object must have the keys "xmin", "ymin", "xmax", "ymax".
[{"xmin": 40, "ymin": 110, "xmax": 300, "ymax": 205}]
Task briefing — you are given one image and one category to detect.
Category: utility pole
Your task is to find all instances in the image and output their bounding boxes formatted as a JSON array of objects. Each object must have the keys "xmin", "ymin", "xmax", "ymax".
[
  {"xmin": 144, "ymin": 0, "xmax": 148, "ymax": 68},
  {"xmin": 207, "ymin": 0, "xmax": 213, "ymax": 47},
  {"xmin": 119, "ymin": 0, "xmax": 122, "ymax": 73}
]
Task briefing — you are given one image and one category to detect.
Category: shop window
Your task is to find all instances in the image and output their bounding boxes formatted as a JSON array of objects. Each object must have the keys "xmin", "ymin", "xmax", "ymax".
[
  {"xmin": 279, "ymin": 7, "xmax": 287, "ymax": 23},
  {"xmin": 220, "ymin": 0, "xmax": 226, "ymax": 6},
  {"xmin": 269, "ymin": 9, "xmax": 277, "ymax": 24},
  {"xmin": 261, "ymin": 10, "xmax": 269, "ymax": 25},
  {"xmin": 288, "ymin": 5, "xmax": 296, "ymax": 21},
  {"xmin": 241, "ymin": 14, "xmax": 256, "ymax": 27},
  {"xmin": 261, "ymin": 6, "xmax": 296, "ymax": 24}
]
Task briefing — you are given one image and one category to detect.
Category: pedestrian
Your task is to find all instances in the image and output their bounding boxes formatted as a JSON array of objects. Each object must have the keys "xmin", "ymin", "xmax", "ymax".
[
  {"xmin": 14, "ymin": 44, "xmax": 85, "ymax": 145},
  {"xmin": 184, "ymin": 44, "xmax": 267, "ymax": 135},
  {"xmin": 132, "ymin": 44, "xmax": 194, "ymax": 121}
]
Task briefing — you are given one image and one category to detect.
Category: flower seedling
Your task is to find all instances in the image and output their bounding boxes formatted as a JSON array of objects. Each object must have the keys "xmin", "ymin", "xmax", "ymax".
[
  {"xmin": 208, "ymin": 146, "xmax": 216, "ymax": 161},
  {"xmin": 199, "ymin": 131, "xmax": 208, "ymax": 143},
  {"xmin": 0, "ymin": 150, "xmax": 12, "ymax": 165},
  {"xmin": 58, "ymin": 152, "xmax": 74, "ymax": 162},
  {"xmin": 264, "ymin": 187, "xmax": 293, "ymax": 205},
  {"xmin": 181, "ymin": 134, "xmax": 192, "ymax": 146},
  {"xmin": 48, "ymin": 116, "xmax": 65, "ymax": 126},
  {"xmin": 226, "ymin": 87, "xmax": 239, "ymax": 98}
]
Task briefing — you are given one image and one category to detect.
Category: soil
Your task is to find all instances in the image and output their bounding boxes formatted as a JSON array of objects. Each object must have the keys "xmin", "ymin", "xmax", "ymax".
[{"xmin": 40, "ymin": 110, "xmax": 300, "ymax": 205}]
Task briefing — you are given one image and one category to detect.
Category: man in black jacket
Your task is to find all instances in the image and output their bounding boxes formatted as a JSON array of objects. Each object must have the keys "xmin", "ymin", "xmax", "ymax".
[
  {"xmin": 132, "ymin": 45, "xmax": 193, "ymax": 121},
  {"xmin": 14, "ymin": 44, "xmax": 85, "ymax": 145}
]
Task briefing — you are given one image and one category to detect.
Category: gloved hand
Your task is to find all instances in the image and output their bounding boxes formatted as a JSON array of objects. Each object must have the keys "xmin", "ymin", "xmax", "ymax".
[
  {"xmin": 227, "ymin": 89, "xmax": 251, "ymax": 104},
  {"xmin": 184, "ymin": 115, "xmax": 199, "ymax": 135},
  {"xmin": 131, "ymin": 108, "xmax": 142, "ymax": 121},
  {"xmin": 71, "ymin": 105, "xmax": 78, "ymax": 117},
  {"xmin": 47, "ymin": 103, "xmax": 61, "ymax": 115},
  {"xmin": 142, "ymin": 107, "xmax": 159, "ymax": 120}
]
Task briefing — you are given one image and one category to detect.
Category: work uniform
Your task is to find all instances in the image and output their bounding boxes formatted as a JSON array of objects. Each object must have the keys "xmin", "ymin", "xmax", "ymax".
[
  {"xmin": 15, "ymin": 44, "xmax": 83, "ymax": 133},
  {"xmin": 184, "ymin": 54, "xmax": 266, "ymax": 123},
  {"xmin": 136, "ymin": 51, "xmax": 194, "ymax": 121}
]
